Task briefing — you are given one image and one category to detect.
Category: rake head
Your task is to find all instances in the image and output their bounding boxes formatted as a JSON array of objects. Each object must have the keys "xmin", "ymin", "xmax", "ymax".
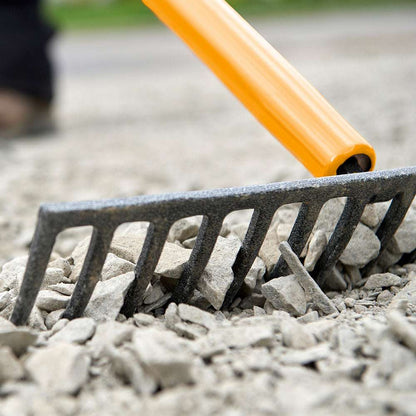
[{"xmin": 10, "ymin": 167, "xmax": 416, "ymax": 326}]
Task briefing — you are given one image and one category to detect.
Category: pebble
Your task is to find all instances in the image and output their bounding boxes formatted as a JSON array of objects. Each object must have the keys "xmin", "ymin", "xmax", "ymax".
[
  {"xmin": 364, "ymin": 273, "xmax": 402, "ymax": 290},
  {"xmin": 377, "ymin": 290, "xmax": 394, "ymax": 305},
  {"xmin": 304, "ymin": 230, "xmax": 327, "ymax": 271},
  {"xmin": 281, "ymin": 343, "xmax": 331, "ymax": 365},
  {"xmin": 48, "ymin": 283, "xmax": 75, "ymax": 296},
  {"xmin": 339, "ymin": 223, "xmax": 380, "ymax": 267},
  {"xmin": 206, "ymin": 324, "xmax": 275, "ymax": 349},
  {"xmin": 48, "ymin": 257, "xmax": 72, "ymax": 277},
  {"xmin": 155, "ymin": 243, "xmax": 191, "ymax": 279},
  {"xmin": 133, "ymin": 312, "xmax": 156, "ymax": 327},
  {"xmin": 167, "ymin": 217, "xmax": 202, "ymax": 243},
  {"xmin": 387, "ymin": 310, "xmax": 416, "ymax": 353},
  {"xmin": 143, "ymin": 282, "xmax": 165, "ymax": 305},
  {"xmin": 101, "ymin": 253, "xmax": 135, "ymax": 281},
  {"xmin": 197, "ymin": 237, "xmax": 241, "ymax": 310},
  {"xmin": 177, "ymin": 303, "xmax": 218, "ymax": 330},
  {"xmin": 0, "ymin": 346, "xmax": 24, "ymax": 383},
  {"xmin": 391, "ymin": 207, "xmax": 416, "ymax": 253},
  {"xmin": 278, "ymin": 242, "xmax": 338, "ymax": 315},
  {"xmin": 132, "ymin": 328, "xmax": 195, "ymax": 388},
  {"xmin": 258, "ymin": 223, "xmax": 280, "ymax": 272},
  {"xmin": 388, "ymin": 272, "xmax": 416, "ymax": 310},
  {"xmin": 261, "ymin": 275, "xmax": 307, "ymax": 317},
  {"xmin": 49, "ymin": 317, "xmax": 96, "ymax": 344},
  {"xmin": 45, "ymin": 309, "xmax": 66, "ymax": 329},
  {"xmin": 84, "ymin": 271, "xmax": 135, "ymax": 321},
  {"xmin": 280, "ymin": 318, "xmax": 317, "ymax": 350},
  {"xmin": 25, "ymin": 343, "xmax": 90, "ymax": 394},
  {"xmin": 36, "ymin": 290, "xmax": 70, "ymax": 312}
]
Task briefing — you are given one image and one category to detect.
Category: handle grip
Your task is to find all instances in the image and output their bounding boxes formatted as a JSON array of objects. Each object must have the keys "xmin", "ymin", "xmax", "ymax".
[{"xmin": 143, "ymin": 0, "xmax": 376, "ymax": 177}]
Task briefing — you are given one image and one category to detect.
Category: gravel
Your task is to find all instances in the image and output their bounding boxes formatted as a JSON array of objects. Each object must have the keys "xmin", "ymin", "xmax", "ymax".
[{"xmin": 0, "ymin": 7, "xmax": 416, "ymax": 416}]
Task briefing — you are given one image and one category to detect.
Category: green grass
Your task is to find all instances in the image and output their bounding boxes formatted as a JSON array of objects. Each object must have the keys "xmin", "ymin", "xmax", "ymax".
[{"xmin": 44, "ymin": 0, "xmax": 416, "ymax": 31}]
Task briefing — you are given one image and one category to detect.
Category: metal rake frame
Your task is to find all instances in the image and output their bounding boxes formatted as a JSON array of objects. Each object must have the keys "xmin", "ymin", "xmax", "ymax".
[{"xmin": 11, "ymin": 167, "xmax": 416, "ymax": 325}]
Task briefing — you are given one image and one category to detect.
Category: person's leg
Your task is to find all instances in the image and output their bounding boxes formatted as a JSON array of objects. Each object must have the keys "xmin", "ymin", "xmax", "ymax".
[{"xmin": 0, "ymin": 0, "xmax": 55, "ymax": 136}]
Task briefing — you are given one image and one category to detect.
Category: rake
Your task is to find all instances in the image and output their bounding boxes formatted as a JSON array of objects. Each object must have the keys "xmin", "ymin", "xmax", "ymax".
[{"xmin": 10, "ymin": 0, "xmax": 416, "ymax": 325}]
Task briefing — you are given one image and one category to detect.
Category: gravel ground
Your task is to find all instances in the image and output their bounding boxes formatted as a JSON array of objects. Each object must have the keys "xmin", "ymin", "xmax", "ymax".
[{"xmin": 0, "ymin": 6, "xmax": 416, "ymax": 416}]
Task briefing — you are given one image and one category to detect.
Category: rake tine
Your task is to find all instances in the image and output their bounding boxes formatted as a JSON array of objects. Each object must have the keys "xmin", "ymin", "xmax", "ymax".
[
  {"xmin": 121, "ymin": 222, "xmax": 171, "ymax": 317},
  {"xmin": 62, "ymin": 227, "xmax": 116, "ymax": 320},
  {"xmin": 314, "ymin": 197, "xmax": 367, "ymax": 287},
  {"xmin": 11, "ymin": 211, "xmax": 58, "ymax": 326},
  {"xmin": 269, "ymin": 202, "xmax": 323, "ymax": 280},
  {"xmin": 223, "ymin": 208, "xmax": 275, "ymax": 308},
  {"xmin": 362, "ymin": 191, "xmax": 415, "ymax": 276},
  {"xmin": 171, "ymin": 215, "xmax": 224, "ymax": 304}
]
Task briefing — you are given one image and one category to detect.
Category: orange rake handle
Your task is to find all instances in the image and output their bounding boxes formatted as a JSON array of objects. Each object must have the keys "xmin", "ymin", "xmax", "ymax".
[{"xmin": 143, "ymin": 0, "xmax": 376, "ymax": 177}]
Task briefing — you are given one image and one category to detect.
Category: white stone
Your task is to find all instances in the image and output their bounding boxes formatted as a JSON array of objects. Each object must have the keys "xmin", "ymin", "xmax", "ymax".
[
  {"xmin": 339, "ymin": 223, "xmax": 380, "ymax": 267},
  {"xmin": 304, "ymin": 230, "xmax": 327, "ymax": 271},
  {"xmin": 206, "ymin": 324, "xmax": 274, "ymax": 349},
  {"xmin": 258, "ymin": 223, "xmax": 280, "ymax": 272},
  {"xmin": 364, "ymin": 273, "xmax": 402, "ymax": 290},
  {"xmin": 49, "ymin": 283, "xmax": 75, "ymax": 296},
  {"xmin": 391, "ymin": 207, "xmax": 416, "ymax": 253},
  {"xmin": 84, "ymin": 272, "xmax": 135, "ymax": 321},
  {"xmin": 262, "ymin": 275, "xmax": 307, "ymax": 317},
  {"xmin": 101, "ymin": 253, "xmax": 135, "ymax": 281},
  {"xmin": 197, "ymin": 237, "xmax": 241, "ymax": 310},
  {"xmin": 167, "ymin": 217, "xmax": 202, "ymax": 243},
  {"xmin": 280, "ymin": 318, "xmax": 317, "ymax": 349},
  {"xmin": 132, "ymin": 328, "xmax": 194, "ymax": 388},
  {"xmin": 49, "ymin": 318, "xmax": 96, "ymax": 344},
  {"xmin": 25, "ymin": 343, "xmax": 90, "ymax": 394},
  {"xmin": 177, "ymin": 304, "xmax": 218, "ymax": 330},
  {"xmin": 36, "ymin": 290, "xmax": 70, "ymax": 312},
  {"xmin": 155, "ymin": 243, "xmax": 191, "ymax": 279}
]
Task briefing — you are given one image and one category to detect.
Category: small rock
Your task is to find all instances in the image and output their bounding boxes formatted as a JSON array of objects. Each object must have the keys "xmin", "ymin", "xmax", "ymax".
[
  {"xmin": 377, "ymin": 290, "xmax": 394, "ymax": 305},
  {"xmin": 25, "ymin": 343, "xmax": 90, "ymax": 395},
  {"xmin": 390, "ymin": 364, "xmax": 416, "ymax": 390},
  {"xmin": 109, "ymin": 233, "xmax": 147, "ymax": 263},
  {"xmin": 360, "ymin": 203, "xmax": 383, "ymax": 229},
  {"xmin": 197, "ymin": 237, "xmax": 241, "ymax": 310},
  {"xmin": 281, "ymin": 343, "xmax": 330, "ymax": 365},
  {"xmin": 101, "ymin": 253, "xmax": 135, "ymax": 281},
  {"xmin": 167, "ymin": 217, "xmax": 202, "ymax": 243},
  {"xmin": 49, "ymin": 318, "xmax": 96, "ymax": 344},
  {"xmin": 155, "ymin": 243, "xmax": 191, "ymax": 279},
  {"xmin": 36, "ymin": 290, "xmax": 70, "ymax": 312},
  {"xmin": 305, "ymin": 319, "xmax": 337, "ymax": 342},
  {"xmin": 133, "ymin": 313, "xmax": 156, "ymax": 327},
  {"xmin": 278, "ymin": 242, "xmax": 338, "ymax": 315},
  {"xmin": 143, "ymin": 293, "xmax": 172, "ymax": 313},
  {"xmin": 88, "ymin": 321, "xmax": 134, "ymax": 358},
  {"xmin": 45, "ymin": 309, "xmax": 65, "ymax": 329},
  {"xmin": 344, "ymin": 298, "xmax": 356, "ymax": 308},
  {"xmin": 207, "ymin": 324, "xmax": 274, "ymax": 349},
  {"xmin": 244, "ymin": 257, "xmax": 266, "ymax": 289},
  {"xmin": 364, "ymin": 273, "xmax": 402, "ymax": 290},
  {"xmin": 391, "ymin": 207, "xmax": 416, "ymax": 253},
  {"xmin": 0, "ymin": 316, "xmax": 15, "ymax": 331},
  {"xmin": 177, "ymin": 303, "xmax": 218, "ymax": 330},
  {"xmin": 43, "ymin": 267, "xmax": 69, "ymax": 287},
  {"xmin": 0, "ymin": 291, "xmax": 12, "ymax": 311},
  {"xmin": 280, "ymin": 318, "xmax": 317, "ymax": 349},
  {"xmin": 48, "ymin": 257, "xmax": 72, "ymax": 277},
  {"xmin": 0, "ymin": 328, "xmax": 37, "ymax": 356},
  {"xmin": 0, "ymin": 346, "xmax": 24, "ymax": 383},
  {"xmin": 317, "ymin": 355, "xmax": 365, "ymax": 380},
  {"xmin": 387, "ymin": 310, "xmax": 416, "ymax": 353},
  {"xmin": 50, "ymin": 319, "xmax": 69, "ymax": 336},
  {"xmin": 304, "ymin": 231, "xmax": 327, "ymax": 272},
  {"xmin": 182, "ymin": 237, "xmax": 197, "ymax": 249},
  {"xmin": 261, "ymin": 275, "xmax": 307, "ymax": 317},
  {"xmin": 49, "ymin": 283, "xmax": 75, "ymax": 296},
  {"xmin": 84, "ymin": 272, "xmax": 135, "ymax": 321},
  {"xmin": 172, "ymin": 321, "xmax": 207, "ymax": 339},
  {"xmin": 143, "ymin": 282, "xmax": 165, "ymax": 305},
  {"xmin": 0, "ymin": 257, "xmax": 26, "ymax": 292},
  {"xmin": 389, "ymin": 271, "xmax": 416, "ymax": 310},
  {"xmin": 258, "ymin": 223, "xmax": 280, "ymax": 272},
  {"xmin": 105, "ymin": 345, "xmax": 157, "ymax": 394},
  {"xmin": 297, "ymin": 311, "xmax": 319, "ymax": 324},
  {"xmin": 132, "ymin": 328, "xmax": 194, "ymax": 388},
  {"xmin": 339, "ymin": 223, "xmax": 380, "ymax": 267},
  {"xmin": 164, "ymin": 302, "xmax": 180, "ymax": 330}
]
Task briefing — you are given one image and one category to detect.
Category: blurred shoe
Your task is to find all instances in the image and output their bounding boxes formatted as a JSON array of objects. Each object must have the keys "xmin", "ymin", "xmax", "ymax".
[{"xmin": 0, "ymin": 89, "xmax": 54, "ymax": 138}]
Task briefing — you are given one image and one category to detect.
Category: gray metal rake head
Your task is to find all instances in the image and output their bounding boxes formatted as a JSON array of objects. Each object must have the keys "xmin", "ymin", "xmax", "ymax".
[{"xmin": 10, "ymin": 166, "xmax": 416, "ymax": 326}]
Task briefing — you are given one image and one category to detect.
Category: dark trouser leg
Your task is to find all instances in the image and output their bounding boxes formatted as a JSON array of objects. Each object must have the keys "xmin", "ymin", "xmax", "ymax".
[{"xmin": 0, "ymin": 0, "xmax": 55, "ymax": 103}]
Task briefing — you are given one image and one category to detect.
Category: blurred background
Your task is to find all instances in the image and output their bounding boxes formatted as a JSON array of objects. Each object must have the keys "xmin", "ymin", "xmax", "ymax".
[{"xmin": 0, "ymin": 0, "xmax": 415, "ymax": 263}]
